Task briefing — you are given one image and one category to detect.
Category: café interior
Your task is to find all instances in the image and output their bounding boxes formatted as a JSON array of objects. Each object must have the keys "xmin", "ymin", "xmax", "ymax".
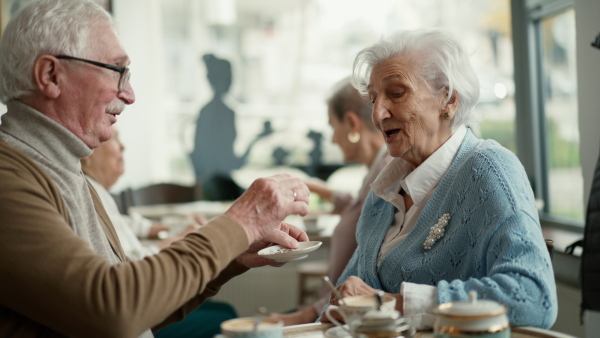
[{"xmin": 2, "ymin": 0, "xmax": 599, "ymax": 336}]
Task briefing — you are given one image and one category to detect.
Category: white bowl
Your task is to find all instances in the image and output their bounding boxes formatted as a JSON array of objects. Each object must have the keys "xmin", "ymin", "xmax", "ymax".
[{"xmin": 258, "ymin": 241, "xmax": 322, "ymax": 262}]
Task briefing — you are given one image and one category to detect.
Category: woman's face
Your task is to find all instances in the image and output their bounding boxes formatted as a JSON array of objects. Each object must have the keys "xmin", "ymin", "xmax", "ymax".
[
  {"xmin": 89, "ymin": 128, "xmax": 125, "ymax": 185},
  {"xmin": 368, "ymin": 54, "xmax": 453, "ymax": 167},
  {"xmin": 328, "ymin": 109, "xmax": 357, "ymax": 164}
]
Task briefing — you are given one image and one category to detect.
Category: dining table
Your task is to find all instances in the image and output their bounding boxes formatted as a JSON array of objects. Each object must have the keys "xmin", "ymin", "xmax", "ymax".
[
  {"xmin": 281, "ymin": 323, "xmax": 578, "ymax": 338},
  {"xmin": 129, "ymin": 199, "xmax": 339, "ymax": 237},
  {"xmin": 128, "ymin": 200, "xmax": 235, "ymax": 221}
]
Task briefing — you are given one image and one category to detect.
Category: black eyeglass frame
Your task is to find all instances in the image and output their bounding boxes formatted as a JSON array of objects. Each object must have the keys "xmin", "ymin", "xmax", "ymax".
[{"xmin": 55, "ymin": 55, "xmax": 130, "ymax": 92}]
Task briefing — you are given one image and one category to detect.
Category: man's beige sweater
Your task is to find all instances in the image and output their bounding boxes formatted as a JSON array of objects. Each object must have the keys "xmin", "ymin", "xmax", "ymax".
[{"xmin": 0, "ymin": 101, "xmax": 249, "ymax": 338}]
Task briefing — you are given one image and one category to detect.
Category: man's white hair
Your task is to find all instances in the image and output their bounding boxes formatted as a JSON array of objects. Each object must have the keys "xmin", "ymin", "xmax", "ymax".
[{"xmin": 0, "ymin": 0, "xmax": 116, "ymax": 103}]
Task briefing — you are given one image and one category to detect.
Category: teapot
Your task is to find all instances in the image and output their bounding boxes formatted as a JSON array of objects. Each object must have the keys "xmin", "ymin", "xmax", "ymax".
[{"xmin": 434, "ymin": 291, "xmax": 509, "ymax": 337}]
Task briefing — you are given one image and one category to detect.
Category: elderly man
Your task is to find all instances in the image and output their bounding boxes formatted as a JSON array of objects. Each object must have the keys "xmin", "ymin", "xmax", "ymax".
[{"xmin": 0, "ymin": 1, "xmax": 309, "ymax": 337}]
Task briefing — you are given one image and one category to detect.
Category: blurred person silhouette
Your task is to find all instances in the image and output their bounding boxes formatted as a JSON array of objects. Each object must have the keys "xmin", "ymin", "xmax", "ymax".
[
  {"xmin": 0, "ymin": 1, "xmax": 310, "ymax": 336},
  {"xmin": 270, "ymin": 78, "xmax": 392, "ymax": 325},
  {"xmin": 190, "ymin": 54, "xmax": 272, "ymax": 201},
  {"xmin": 306, "ymin": 129, "xmax": 324, "ymax": 177},
  {"xmin": 82, "ymin": 126, "xmax": 238, "ymax": 338},
  {"xmin": 328, "ymin": 28, "xmax": 557, "ymax": 330}
]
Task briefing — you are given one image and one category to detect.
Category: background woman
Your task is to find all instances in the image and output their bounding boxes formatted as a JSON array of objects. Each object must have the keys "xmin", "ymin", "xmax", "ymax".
[{"xmin": 271, "ymin": 78, "xmax": 392, "ymax": 325}]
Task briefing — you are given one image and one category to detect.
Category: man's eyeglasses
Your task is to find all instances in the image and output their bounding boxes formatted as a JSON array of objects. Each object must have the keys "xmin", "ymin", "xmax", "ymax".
[{"xmin": 55, "ymin": 55, "xmax": 130, "ymax": 92}]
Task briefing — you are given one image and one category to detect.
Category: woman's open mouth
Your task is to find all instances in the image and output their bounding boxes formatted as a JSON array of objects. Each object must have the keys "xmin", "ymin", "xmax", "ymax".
[{"xmin": 384, "ymin": 128, "xmax": 400, "ymax": 142}]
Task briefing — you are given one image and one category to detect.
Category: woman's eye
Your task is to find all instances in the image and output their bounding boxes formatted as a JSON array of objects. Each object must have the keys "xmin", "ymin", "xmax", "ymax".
[
  {"xmin": 391, "ymin": 92, "xmax": 404, "ymax": 98},
  {"xmin": 368, "ymin": 96, "xmax": 376, "ymax": 104}
]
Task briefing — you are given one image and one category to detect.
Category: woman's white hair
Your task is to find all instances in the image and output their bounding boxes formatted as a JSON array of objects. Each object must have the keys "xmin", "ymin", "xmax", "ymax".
[
  {"xmin": 351, "ymin": 28, "xmax": 480, "ymax": 130},
  {"xmin": 0, "ymin": 0, "xmax": 116, "ymax": 103}
]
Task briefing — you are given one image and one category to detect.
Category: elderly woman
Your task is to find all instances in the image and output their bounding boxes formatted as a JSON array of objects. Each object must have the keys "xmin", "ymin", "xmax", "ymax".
[
  {"xmin": 330, "ymin": 28, "xmax": 557, "ymax": 329},
  {"xmin": 81, "ymin": 127, "xmax": 201, "ymax": 260},
  {"xmin": 271, "ymin": 79, "xmax": 392, "ymax": 325}
]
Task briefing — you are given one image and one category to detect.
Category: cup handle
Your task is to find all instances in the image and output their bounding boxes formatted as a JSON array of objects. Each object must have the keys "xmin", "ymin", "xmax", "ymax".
[{"xmin": 325, "ymin": 305, "xmax": 352, "ymax": 334}]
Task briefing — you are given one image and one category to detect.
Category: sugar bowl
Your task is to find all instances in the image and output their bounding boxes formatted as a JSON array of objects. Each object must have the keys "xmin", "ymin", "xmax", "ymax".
[{"xmin": 434, "ymin": 291, "xmax": 509, "ymax": 338}]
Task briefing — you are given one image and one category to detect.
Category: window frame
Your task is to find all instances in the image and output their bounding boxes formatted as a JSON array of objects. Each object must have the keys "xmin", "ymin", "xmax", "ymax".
[{"xmin": 511, "ymin": 0, "xmax": 584, "ymax": 231}]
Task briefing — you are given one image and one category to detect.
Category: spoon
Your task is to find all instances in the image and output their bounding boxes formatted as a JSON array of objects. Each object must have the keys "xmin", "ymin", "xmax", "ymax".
[
  {"xmin": 252, "ymin": 306, "xmax": 267, "ymax": 333},
  {"xmin": 322, "ymin": 276, "xmax": 345, "ymax": 305},
  {"xmin": 374, "ymin": 290, "xmax": 384, "ymax": 311}
]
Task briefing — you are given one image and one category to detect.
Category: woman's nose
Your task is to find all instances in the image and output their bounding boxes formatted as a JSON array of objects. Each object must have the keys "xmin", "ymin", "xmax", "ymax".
[{"xmin": 372, "ymin": 98, "xmax": 390, "ymax": 124}]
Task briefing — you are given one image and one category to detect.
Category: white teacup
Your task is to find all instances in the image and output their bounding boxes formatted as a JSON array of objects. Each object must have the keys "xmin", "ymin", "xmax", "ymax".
[
  {"xmin": 325, "ymin": 294, "xmax": 397, "ymax": 333},
  {"xmin": 218, "ymin": 317, "xmax": 283, "ymax": 338}
]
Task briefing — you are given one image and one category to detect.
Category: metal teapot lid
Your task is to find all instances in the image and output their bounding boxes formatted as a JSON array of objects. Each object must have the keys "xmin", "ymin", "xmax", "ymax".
[{"xmin": 435, "ymin": 291, "xmax": 506, "ymax": 318}]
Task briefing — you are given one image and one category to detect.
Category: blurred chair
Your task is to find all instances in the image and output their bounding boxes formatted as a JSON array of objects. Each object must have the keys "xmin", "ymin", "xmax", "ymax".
[
  {"xmin": 124, "ymin": 181, "xmax": 203, "ymax": 209},
  {"xmin": 202, "ymin": 174, "xmax": 244, "ymax": 201},
  {"xmin": 296, "ymin": 260, "xmax": 328, "ymax": 306},
  {"xmin": 110, "ymin": 191, "xmax": 128, "ymax": 214},
  {"xmin": 545, "ymin": 239, "xmax": 554, "ymax": 261}
]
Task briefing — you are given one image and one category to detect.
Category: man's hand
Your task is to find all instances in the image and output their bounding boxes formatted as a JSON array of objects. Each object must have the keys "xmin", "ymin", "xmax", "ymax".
[
  {"xmin": 236, "ymin": 222, "xmax": 309, "ymax": 268},
  {"xmin": 225, "ymin": 174, "xmax": 309, "ymax": 246}
]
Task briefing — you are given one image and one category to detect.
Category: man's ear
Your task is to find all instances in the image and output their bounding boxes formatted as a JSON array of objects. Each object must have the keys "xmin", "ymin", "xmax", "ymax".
[{"xmin": 32, "ymin": 55, "xmax": 62, "ymax": 99}]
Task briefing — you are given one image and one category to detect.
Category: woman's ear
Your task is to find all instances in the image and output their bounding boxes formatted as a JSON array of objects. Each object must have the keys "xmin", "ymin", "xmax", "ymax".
[
  {"xmin": 344, "ymin": 110, "xmax": 363, "ymax": 132},
  {"xmin": 443, "ymin": 90, "xmax": 459, "ymax": 113},
  {"xmin": 32, "ymin": 55, "xmax": 62, "ymax": 99}
]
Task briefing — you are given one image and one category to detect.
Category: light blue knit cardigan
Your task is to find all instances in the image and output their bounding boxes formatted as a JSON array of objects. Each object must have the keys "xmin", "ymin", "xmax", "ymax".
[{"xmin": 337, "ymin": 129, "xmax": 558, "ymax": 328}]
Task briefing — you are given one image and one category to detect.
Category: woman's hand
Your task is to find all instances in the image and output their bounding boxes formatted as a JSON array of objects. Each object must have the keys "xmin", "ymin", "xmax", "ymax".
[
  {"xmin": 147, "ymin": 223, "xmax": 170, "ymax": 239},
  {"xmin": 269, "ymin": 306, "xmax": 318, "ymax": 326},
  {"xmin": 304, "ymin": 177, "xmax": 333, "ymax": 202},
  {"xmin": 327, "ymin": 276, "xmax": 404, "ymax": 314}
]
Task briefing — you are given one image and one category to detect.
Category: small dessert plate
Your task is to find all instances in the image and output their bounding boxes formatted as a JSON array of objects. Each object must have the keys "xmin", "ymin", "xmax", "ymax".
[
  {"xmin": 325, "ymin": 325, "xmax": 352, "ymax": 338},
  {"xmin": 258, "ymin": 241, "xmax": 322, "ymax": 262}
]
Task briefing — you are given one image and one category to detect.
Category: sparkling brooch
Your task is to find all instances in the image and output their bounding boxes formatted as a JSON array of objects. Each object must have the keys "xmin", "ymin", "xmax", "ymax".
[{"xmin": 423, "ymin": 213, "xmax": 451, "ymax": 251}]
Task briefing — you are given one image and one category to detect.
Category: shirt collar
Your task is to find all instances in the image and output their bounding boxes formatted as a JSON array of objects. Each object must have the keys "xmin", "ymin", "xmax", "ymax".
[
  {"xmin": 372, "ymin": 125, "xmax": 467, "ymax": 208},
  {"xmin": 403, "ymin": 125, "xmax": 467, "ymax": 204}
]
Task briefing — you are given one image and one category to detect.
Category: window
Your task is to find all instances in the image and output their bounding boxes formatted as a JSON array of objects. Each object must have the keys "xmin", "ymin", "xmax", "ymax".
[
  {"xmin": 511, "ymin": 0, "xmax": 584, "ymax": 226},
  {"xmin": 112, "ymin": 0, "xmax": 516, "ymax": 194}
]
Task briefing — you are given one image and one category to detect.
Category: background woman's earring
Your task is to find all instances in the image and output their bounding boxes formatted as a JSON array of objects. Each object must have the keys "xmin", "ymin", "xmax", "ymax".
[
  {"xmin": 348, "ymin": 132, "xmax": 360, "ymax": 143},
  {"xmin": 443, "ymin": 111, "xmax": 450, "ymax": 118}
]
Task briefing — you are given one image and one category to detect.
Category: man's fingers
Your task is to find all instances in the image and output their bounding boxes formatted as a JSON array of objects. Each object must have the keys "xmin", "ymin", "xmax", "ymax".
[
  {"xmin": 226, "ymin": 174, "xmax": 310, "ymax": 244},
  {"xmin": 280, "ymin": 222, "xmax": 309, "ymax": 242},
  {"xmin": 263, "ymin": 229, "xmax": 299, "ymax": 249}
]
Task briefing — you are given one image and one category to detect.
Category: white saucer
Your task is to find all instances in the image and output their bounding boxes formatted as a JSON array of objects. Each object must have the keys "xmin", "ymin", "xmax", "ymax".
[
  {"xmin": 325, "ymin": 325, "xmax": 352, "ymax": 338},
  {"xmin": 257, "ymin": 241, "xmax": 322, "ymax": 262}
]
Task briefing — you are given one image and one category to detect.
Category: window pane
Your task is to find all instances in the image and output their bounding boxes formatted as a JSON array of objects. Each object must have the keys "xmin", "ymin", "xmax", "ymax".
[
  {"xmin": 115, "ymin": 0, "xmax": 516, "ymax": 192},
  {"xmin": 540, "ymin": 9, "xmax": 584, "ymax": 221},
  {"xmin": 476, "ymin": 0, "xmax": 516, "ymax": 153}
]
